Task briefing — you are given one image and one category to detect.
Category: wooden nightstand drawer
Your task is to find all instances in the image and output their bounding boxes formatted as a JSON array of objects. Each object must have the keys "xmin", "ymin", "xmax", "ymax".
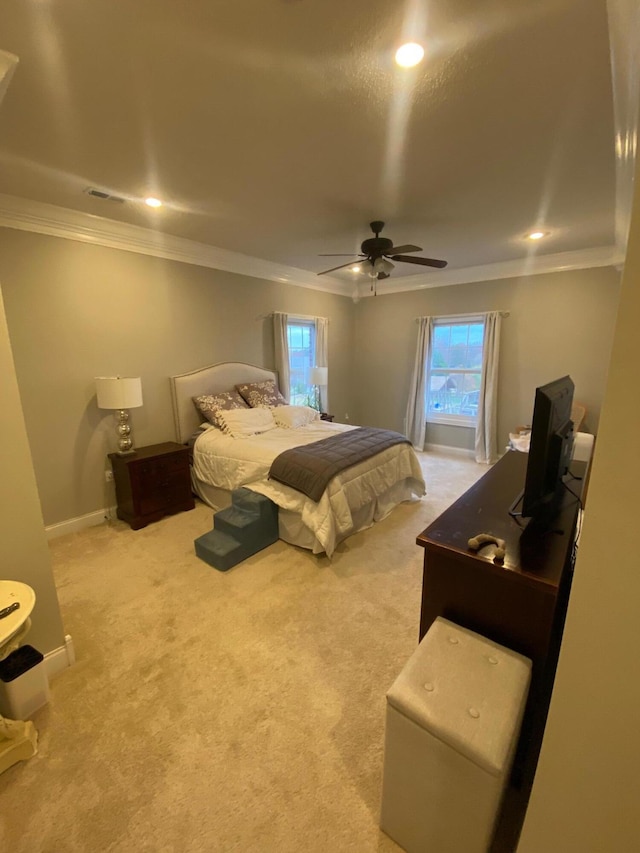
[
  {"xmin": 136, "ymin": 452, "xmax": 189, "ymax": 484},
  {"xmin": 109, "ymin": 442, "xmax": 195, "ymax": 530},
  {"xmin": 138, "ymin": 473, "xmax": 191, "ymax": 515}
]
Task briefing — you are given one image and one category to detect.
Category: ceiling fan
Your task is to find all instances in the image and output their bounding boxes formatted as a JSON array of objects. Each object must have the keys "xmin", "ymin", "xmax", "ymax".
[{"xmin": 317, "ymin": 220, "xmax": 448, "ymax": 280}]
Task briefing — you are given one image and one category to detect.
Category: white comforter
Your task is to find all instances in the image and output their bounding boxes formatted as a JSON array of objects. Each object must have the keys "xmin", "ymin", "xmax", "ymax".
[{"xmin": 192, "ymin": 421, "xmax": 425, "ymax": 556}]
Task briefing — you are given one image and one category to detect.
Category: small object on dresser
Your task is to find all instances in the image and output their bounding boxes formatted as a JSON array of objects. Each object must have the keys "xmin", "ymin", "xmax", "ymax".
[
  {"xmin": 0, "ymin": 603, "xmax": 20, "ymax": 620},
  {"xmin": 467, "ymin": 533, "xmax": 506, "ymax": 561},
  {"xmin": 320, "ymin": 413, "xmax": 334, "ymax": 422},
  {"xmin": 108, "ymin": 442, "xmax": 195, "ymax": 530}
]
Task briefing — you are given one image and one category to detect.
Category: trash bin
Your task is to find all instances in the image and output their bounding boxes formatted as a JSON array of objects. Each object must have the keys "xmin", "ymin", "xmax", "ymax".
[{"xmin": 0, "ymin": 645, "xmax": 50, "ymax": 719}]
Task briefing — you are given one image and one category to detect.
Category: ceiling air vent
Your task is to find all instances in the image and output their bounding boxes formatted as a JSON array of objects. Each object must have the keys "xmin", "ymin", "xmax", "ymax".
[{"xmin": 85, "ymin": 187, "xmax": 126, "ymax": 203}]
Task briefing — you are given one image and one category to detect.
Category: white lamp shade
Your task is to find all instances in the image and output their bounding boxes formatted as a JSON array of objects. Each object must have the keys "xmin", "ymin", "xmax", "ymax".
[
  {"xmin": 309, "ymin": 366, "xmax": 328, "ymax": 386},
  {"xmin": 95, "ymin": 377, "xmax": 143, "ymax": 410}
]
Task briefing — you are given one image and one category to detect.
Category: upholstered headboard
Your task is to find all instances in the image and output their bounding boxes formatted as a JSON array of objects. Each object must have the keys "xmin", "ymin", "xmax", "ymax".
[{"xmin": 169, "ymin": 362, "xmax": 279, "ymax": 444}]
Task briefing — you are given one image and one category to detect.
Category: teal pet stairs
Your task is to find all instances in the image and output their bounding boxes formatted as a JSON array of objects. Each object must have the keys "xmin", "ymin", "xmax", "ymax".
[{"xmin": 194, "ymin": 488, "xmax": 279, "ymax": 571}]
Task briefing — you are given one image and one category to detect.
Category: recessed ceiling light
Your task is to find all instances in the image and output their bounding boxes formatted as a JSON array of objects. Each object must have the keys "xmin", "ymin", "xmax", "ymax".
[
  {"xmin": 527, "ymin": 230, "xmax": 546, "ymax": 240},
  {"xmin": 145, "ymin": 197, "xmax": 162, "ymax": 208},
  {"xmin": 351, "ymin": 265, "xmax": 361, "ymax": 273},
  {"xmin": 395, "ymin": 43, "xmax": 425, "ymax": 68}
]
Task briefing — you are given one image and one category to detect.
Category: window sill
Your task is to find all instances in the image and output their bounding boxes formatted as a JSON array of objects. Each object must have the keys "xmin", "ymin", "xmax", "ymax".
[{"xmin": 427, "ymin": 416, "xmax": 477, "ymax": 429}]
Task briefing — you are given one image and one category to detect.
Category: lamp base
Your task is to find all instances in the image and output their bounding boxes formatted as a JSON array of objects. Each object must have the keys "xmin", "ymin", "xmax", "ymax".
[{"xmin": 115, "ymin": 410, "xmax": 137, "ymax": 455}]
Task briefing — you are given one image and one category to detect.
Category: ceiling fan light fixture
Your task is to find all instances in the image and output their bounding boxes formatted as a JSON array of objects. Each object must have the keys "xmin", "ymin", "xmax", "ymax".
[
  {"xmin": 395, "ymin": 42, "xmax": 425, "ymax": 68},
  {"xmin": 145, "ymin": 197, "xmax": 162, "ymax": 208},
  {"xmin": 527, "ymin": 230, "xmax": 546, "ymax": 240},
  {"xmin": 316, "ymin": 220, "xmax": 447, "ymax": 278},
  {"xmin": 358, "ymin": 259, "xmax": 375, "ymax": 277},
  {"xmin": 374, "ymin": 257, "xmax": 395, "ymax": 276}
]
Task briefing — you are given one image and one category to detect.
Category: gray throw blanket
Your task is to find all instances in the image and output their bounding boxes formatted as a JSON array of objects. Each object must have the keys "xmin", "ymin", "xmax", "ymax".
[{"xmin": 268, "ymin": 426, "xmax": 411, "ymax": 502}]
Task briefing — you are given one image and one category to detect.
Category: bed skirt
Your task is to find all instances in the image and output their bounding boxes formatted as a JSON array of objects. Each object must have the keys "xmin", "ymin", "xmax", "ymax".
[{"xmin": 190, "ymin": 469, "xmax": 421, "ymax": 556}]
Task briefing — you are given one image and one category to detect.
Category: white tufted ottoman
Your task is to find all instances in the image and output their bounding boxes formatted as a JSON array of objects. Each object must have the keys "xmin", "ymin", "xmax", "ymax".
[{"xmin": 380, "ymin": 617, "xmax": 531, "ymax": 853}]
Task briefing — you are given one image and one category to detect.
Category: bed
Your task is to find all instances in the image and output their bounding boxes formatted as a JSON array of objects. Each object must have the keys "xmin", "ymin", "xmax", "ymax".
[{"xmin": 170, "ymin": 362, "xmax": 426, "ymax": 556}]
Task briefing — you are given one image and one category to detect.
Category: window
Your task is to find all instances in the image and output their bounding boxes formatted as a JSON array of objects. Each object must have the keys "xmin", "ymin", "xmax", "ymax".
[
  {"xmin": 287, "ymin": 318, "xmax": 316, "ymax": 405},
  {"xmin": 425, "ymin": 317, "xmax": 485, "ymax": 426}
]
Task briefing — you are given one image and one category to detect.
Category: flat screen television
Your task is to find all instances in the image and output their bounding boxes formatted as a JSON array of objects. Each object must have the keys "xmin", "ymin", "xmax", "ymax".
[{"xmin": 518, "ymin": 375, "xmax": 575, "ymax": 524}]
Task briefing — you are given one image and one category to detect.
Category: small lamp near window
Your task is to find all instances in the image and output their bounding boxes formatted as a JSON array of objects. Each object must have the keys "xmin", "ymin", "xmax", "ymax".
[
  {"xmin": 309, "ymin": 366, "xmax": 328, "ymax": 412},
  {"xmin": 95, "ymin": 376, "xmax": 143, "ymax": 455}
]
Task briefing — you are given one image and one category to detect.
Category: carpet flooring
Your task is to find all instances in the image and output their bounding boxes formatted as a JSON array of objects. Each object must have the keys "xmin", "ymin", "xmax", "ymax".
[{"xmin": 0, "ymin": 450, "xmax": 485, "ymax": 853}]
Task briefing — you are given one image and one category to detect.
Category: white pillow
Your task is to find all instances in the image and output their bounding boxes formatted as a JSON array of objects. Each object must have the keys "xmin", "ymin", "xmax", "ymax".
[
  {"xmin": 216, "ymin": 407, "xmax": 275, "ymax": 438},
  {"xmin": 272, "ymin": 405, "xmax": 320, "ymax": 429}
]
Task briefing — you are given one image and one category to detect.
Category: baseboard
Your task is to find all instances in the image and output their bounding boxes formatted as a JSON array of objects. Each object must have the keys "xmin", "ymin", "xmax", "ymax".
[
  {"xmin": 45, "ymin": 507, "xmax": 116, "ymax": 540},
  {"xmin": 423, "ymin": 443, "xmax": 477, "ymax": 459},
  {"xmin": 44, "ymin": 634, "xmax": 75, "ymax": 680}
]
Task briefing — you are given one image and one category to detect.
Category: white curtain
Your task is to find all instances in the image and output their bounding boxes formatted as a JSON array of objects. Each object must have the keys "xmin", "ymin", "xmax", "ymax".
[
  {"xmin": 475, "ymin": 311, "xmax": 502, "ymax": 464},
  {"xmin": 315, "ymin": 317, "xmax": 329, "ymax": 412},
  {"xmin": 272, "ymin": 312, "xmax": 290, "ymax": 402},
  {"xmin": 405, "ymin": 316, "xmax": 432, "ymax": 449}
]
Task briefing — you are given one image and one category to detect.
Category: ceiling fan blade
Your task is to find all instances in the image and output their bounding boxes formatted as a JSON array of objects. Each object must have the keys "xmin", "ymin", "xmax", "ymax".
[
  {"xmin": 318, "ymin": 253, "xmax": 365, "ymax": 257},
  {"xmin": 385, "ymin": 244, "xmax": 422, "ymax": 254},
  {"xmin": 390, "ymin": 254, "xmax": 448, "ymax": 269},
  {"xmin": 317, "ymin": 259, "xmax": 362, "ymax": 275}
]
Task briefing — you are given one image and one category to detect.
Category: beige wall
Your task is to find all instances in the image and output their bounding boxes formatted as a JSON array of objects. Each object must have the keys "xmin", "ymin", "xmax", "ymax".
[
  {"xmin": 516, "ymin": 141, "xmax": 640, "ymax": 853},
  {"xmin": 0, "ymin": 229, "xmax": 355, "ymax": 526},
  {"xmin": 0, "ymin": 286, "xmax": 65, "ymax": 653},
  {"xmin": 353, "ymin": 267, "xmax": 621, "ymax": 450},
  {"xmin": 0, "ymin": 226, "xmax": 622, "ymax": 527},
  {"xmin": 0, "ymin": 49, "xmax": 65, "ymax": 657}
]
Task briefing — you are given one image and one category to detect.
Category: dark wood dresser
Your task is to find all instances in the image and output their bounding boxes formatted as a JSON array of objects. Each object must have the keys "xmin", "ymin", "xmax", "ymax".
[
  {"xmin": 416, "ymin": 450, "xmax": 584, "ymax": 851},
  {"xmin": 109, "ymin": 442, "xmax": 195, "ymax": 530}
]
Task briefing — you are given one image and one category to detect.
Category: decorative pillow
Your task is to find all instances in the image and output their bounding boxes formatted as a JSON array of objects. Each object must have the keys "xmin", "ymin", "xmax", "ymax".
[
  {"xmin": 272, "ymin": 405, "xmax": 320, "ymax": 429},
  {"xmin": 193, "ymin": 390, "xmax": 249, "ymax": 427},
  {"xmin": 216, "ymin": 407, "xmax": 276, "ymax": 438},
  {"xmin": 235, "ymin": 379, "xmax": 287, "ymax": 409}
]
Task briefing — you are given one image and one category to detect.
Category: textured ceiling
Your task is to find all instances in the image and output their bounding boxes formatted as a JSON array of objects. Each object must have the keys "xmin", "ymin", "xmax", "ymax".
[{"xmin": 0, "ymin": 0, "xmax": 617, "ymax": 284}]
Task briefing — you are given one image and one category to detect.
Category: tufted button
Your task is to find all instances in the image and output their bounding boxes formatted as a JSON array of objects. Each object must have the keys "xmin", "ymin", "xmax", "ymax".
[
  {"xmin": 423, "ymin": 682, "xmax": 434, "ymax": 692},
  {"xmin": 448, "ymin": 636, "xmax": 459, "ymax": 644},
  {"xmin": 468, "ymin": 708, "xmax": 480, "ymax": 719},
  {"xmin": 487, "ymin": 656, "xmax": 498, "ymax": 665}
]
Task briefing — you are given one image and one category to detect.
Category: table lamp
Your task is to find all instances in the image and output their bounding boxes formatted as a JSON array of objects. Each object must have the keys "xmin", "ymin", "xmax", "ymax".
[
  {"xmin": 95, "ymin": 376, "xmax": 143, "ymax": 454},
  {"xmin": 309, "ymin": 366, "xmax": 328, "ymax": 412}
]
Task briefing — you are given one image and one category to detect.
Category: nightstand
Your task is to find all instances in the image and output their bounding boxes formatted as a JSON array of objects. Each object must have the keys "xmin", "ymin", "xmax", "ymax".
[
  {"xmin": 320, "ymin": 413, "xmax": 334, "ymax": 422},
  {"xmin": 109, "ymin": 442, "xmax": 195, "ymax": 530}
]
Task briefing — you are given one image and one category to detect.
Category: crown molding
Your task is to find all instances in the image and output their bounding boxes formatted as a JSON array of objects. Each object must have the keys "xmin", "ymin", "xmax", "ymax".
[
  {"xmin": 0, "ymin": 193, "xmax": 623, "ymax": 299},
  {"xmin": 0, "ymin": 193, "xmax": 350, "ymax": 297},
  {"xmin": 359, "ymin": 244, "xmax": 624, "ymax": 298}
]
